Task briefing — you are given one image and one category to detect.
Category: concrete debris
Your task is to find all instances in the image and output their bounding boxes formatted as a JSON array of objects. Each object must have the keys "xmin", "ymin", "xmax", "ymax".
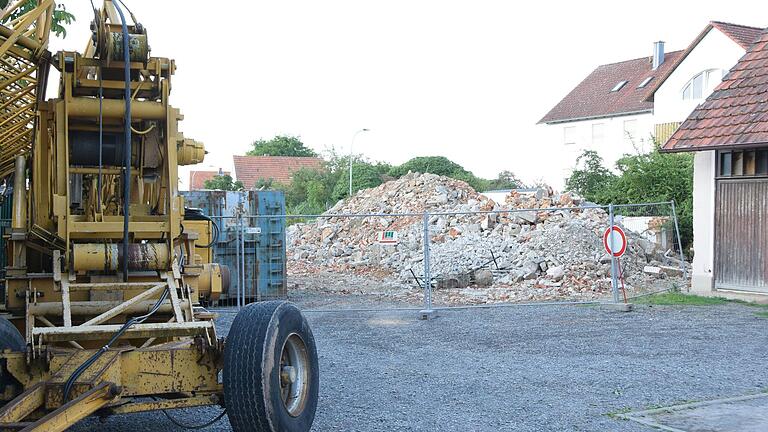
[
  {"xmin": 287, "ymin": 172, "xmax": 690, "ymax": 304},
  {"xmin": 644, "ymin": 266, "xmax": 663, "ymax": 276}
]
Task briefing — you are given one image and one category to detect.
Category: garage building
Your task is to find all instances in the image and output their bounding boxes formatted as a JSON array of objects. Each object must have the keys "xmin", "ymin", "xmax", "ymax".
[{"xmin": 662, "ymin": 28, "xmax": 768, "ymax": 300}]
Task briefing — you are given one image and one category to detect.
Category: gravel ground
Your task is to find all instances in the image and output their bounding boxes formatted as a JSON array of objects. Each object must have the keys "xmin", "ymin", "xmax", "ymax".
[{"xmin": 71, "ymin": 300, "xmax": 768, "ymax": 431}]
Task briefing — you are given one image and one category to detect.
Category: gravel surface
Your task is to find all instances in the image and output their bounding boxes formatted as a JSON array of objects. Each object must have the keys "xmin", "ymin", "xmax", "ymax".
[{"xmin": 71, "ymin": 300, "xmax": 768, "ymax": 431}]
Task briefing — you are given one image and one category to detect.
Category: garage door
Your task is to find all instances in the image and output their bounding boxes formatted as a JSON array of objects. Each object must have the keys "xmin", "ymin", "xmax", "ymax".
[{"xmin": 714, "ymin": 179, "xmax": 768, "ymax": 292}]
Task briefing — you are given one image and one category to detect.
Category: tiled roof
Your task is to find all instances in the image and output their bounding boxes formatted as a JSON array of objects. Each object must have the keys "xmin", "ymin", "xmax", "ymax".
[
  {"xmin": 233, "ymin": 155, "xmax": 323, "ymax": 189},
  {"xmin": 538, "ymin": 50, "xmax": 683, "ymax": 124},
  {"xmin": 662, "ymin": 29, "xmax": 768, "ymax": 152},
  {"xmin": 711, "ymin": 21, "xmax": 764, "ymax": 49},
  {"xmin": 643, "ymin": 22, "xmax": 763, "ymax": 100},
  {"xmin": 189, "ymin": 170, "xmax": 230, "ymax": 190}
]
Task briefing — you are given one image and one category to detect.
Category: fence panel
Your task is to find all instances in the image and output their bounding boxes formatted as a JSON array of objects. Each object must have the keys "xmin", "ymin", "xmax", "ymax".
[{"xmin": 215, "ymin": 200, "xmax": 690, "ymax": 311}]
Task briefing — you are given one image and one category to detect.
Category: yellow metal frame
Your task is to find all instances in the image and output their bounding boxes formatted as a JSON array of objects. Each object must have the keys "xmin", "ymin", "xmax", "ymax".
[
  {"xmin": 0, "ymin": 2, "xmax": 227, "ymax": 429},
  {"xmin": 0, "ymin": 0, "xmax": 54, "ymax": 177}
]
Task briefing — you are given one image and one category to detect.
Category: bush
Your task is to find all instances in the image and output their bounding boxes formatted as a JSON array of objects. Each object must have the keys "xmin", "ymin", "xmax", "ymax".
[
  {"xmin": 565, "ymin": 148, "xmax": 693, "ymax": 249},
  {"xmin": 203, "ymin": 175, "xmax": 244, "ymax": 191},
  {"xmin": 247, "ymin": 135, "xmax": 318, "ymax": 157},
  {"xmin": 388, "ymin": 156, "xmax": 485, "ymax": 190},
  {"xmin": 331, "ymin": 161, "xmax": 385, "ymax": 201}
]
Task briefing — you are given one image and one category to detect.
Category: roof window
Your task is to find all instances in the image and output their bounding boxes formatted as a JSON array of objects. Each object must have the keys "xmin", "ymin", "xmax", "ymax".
[
  {"xmin": 637, "ymin": 76, "xmax": 653, "ymax": 88},
  {"xmin": 611, "ymin": 80, "xmax": 628, "ymax": 92}
]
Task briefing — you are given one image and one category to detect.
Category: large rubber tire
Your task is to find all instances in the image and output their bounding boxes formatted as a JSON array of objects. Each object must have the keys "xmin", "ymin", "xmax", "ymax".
[
  {"xmin": 224, "ymin": 301, "xmax": 319, "ymax": 432},
  {"xmin": 0, "ymin": 317, "xmax": 24, "ymax": 352},
  {"xmin": 0, "ymin": 317, "xmax": 25, "ymax": 398}
]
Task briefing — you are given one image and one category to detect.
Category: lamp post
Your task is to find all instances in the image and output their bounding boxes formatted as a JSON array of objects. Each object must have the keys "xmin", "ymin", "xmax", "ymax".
[{"xmin": 349, "ymin": 128, "xmax": 370, "ymax": 197}]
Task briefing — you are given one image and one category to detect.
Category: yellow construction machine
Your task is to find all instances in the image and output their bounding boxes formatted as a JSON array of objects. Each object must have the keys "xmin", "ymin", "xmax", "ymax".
[{"xmin": 0, "ymin": 1, "xmax": 318, "ymax": 431}]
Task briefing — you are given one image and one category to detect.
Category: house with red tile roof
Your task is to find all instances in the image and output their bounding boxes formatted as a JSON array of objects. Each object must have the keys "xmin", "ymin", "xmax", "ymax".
[
  {"xmin": 233, "ymin": 155, "xmax": 323, "ymax": 189},
  {"xmin": 661, "ymin": 28, "xmax": 768, "ymax": 300},
  {"xmin": 539, "ymin": 21, "xmax": 763, "ymax": 186},
  {"xmin": 188, "ymin": 169, "xmax": 231, "ymax": 191}
]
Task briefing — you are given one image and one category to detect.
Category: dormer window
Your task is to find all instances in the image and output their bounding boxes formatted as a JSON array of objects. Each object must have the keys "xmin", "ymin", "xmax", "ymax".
[{"xmin": 611, "ymin": 80, "xmax": 628, "ymax": 92}]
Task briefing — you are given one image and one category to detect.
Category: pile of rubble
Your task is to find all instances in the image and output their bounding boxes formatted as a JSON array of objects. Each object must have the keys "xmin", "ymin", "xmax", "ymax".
[{"xmin": 287, "ymin": 172, "xmax": 687, "ymax": 302}]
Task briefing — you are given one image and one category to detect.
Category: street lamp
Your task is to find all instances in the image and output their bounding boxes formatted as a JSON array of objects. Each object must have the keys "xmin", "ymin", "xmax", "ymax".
[{"xmin": 349, "ymin": 128, "xmax": 370, "ymax": 197}]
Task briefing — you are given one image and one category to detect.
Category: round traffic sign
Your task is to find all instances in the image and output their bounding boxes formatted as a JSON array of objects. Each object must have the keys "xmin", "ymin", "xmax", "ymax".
[{"xmin": 603, "ymin": 225, "xmax": 627, "ymax": 257}]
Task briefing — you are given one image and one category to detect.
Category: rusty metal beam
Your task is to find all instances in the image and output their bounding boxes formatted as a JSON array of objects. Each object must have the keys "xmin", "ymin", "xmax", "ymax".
[
  {"xmin": 20, "ymin": 382, "xmax": 118, "ymax": 432},
  {"xmin": 33, "ymin": 321, "xmax": 213, "ymax": 343},
  {"xmin": 0, "ymin": 383, "xmax": 45, "ymax": 424}
]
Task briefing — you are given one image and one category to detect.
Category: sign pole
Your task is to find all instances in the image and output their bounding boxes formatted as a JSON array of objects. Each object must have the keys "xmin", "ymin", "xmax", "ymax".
[
  {"xmin": 419, "ymin": 212, "xmax": 435, "ymax": 320},
  {"xmin": 609, "ymin": 204, "xmax": 619, "ymax": 303}
]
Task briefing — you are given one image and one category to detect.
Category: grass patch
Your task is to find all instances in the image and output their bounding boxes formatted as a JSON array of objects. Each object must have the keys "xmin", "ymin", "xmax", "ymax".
[
  {"xmin": 731, "ymin": 299, "xmax": 768, "ymax": 309},
  {"xmin": 604, "ymin": 407, "xmax": 633, "ymax": 419},
  {"xmin": 634, "ymin": 292, "xmax": 730, "ymax": 306},
  {"xmin": 754, "ymin": 311, "xmax": 768, "ymax": 319}
]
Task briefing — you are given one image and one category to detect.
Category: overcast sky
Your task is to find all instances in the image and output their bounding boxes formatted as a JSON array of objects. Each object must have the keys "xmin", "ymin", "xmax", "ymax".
[{"xmin": 48, "ymin": 1, "xmax": 764, "ymax": 189}]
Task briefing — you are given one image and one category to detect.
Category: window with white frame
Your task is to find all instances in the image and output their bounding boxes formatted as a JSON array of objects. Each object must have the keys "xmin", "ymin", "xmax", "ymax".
[
  {"xmin": 591, "ymin": 123, "xmax": 605, "ymax": 148},
  {"xmin": 563, "ymin": 126, "xmax": 577, "ymax": 145},
  {"xmin": 682, "ymin": 69, "xmax": 725, "ymax": 100},
  {"xmin": 623, "ymin": 119, "xmax": 638, "ymax": 143}
]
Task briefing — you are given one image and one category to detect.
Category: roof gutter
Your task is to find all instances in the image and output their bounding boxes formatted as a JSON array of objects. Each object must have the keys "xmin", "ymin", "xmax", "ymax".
[
  {"xmin": 661, "ymin": 141, "xmax": 768, "ymax": 153},
  {"xmin": 539, "ymin": 109, "xmax": 653, "ymax": 125}
]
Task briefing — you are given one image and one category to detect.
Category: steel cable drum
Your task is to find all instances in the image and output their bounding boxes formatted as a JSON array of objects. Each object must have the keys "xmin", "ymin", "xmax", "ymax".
[
  {"xmin": 0, "ymin": 2, "xmax": 56, "ymax": 177},
  {"xmin": 108, "ymin": 32, "xmax": 148, "ymax": 62}
]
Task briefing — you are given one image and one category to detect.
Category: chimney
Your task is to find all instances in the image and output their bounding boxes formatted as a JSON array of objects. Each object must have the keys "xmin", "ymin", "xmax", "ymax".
[{"xmin": 652, "ymin": 41, "xmax": 665, "ymax": 70}]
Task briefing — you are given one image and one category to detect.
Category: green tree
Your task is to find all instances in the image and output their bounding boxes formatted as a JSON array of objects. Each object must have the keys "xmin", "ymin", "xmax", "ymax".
[
  {"xmin": 0, "ymin": 1, "xmax": 75, "ymax": 37},
  {"xmin": 389, "ymin": 156, "xmax": 485, "ymax": 190},
  {"xmin": 252, "ymin": 178, "xmax": 275, "ymax": 190},
  {"xmin": 603, "ymin": 150, "xmax": 694, "ymax": 249},
  {"xmin": 203, "ymin": 175, "xmax": 243, "ymax": 191},
  {"xmin": 247, "ymin": 135, "xmax": 318, "ymax": 157},
  {"xmin": 565, "ymin": 148, "xmax": 694, "ymax": 249},
  {"xmin": 283, "ymin": 167, "xmax": 334, "ymax": 214},
  {"xmin": 565, "ymin": 150, "xmax": 617, "ymax": 202},
  {"xmin": 332, "ymin": 161, "xmax": 385, "ymax": 201},
  {"xmin": 278, "ymin": 148, "xmax": 393, "ymax": 214},
  {"xmin": 485, "ymin": 170, "xmax": 525, "ymax": 190}
]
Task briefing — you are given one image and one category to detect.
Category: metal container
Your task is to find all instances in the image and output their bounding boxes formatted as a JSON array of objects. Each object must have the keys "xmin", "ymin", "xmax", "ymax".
[{"xmin": 180, "ymin": 190, "xmax": 287, "ymax": 302}]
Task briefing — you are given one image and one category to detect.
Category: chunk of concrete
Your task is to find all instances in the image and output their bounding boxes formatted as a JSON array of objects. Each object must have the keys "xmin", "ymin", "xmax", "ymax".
[
  {"xmin": 474, "ymin": 269, "xmax": 494, "ymax": 287},
  {"xmin": 643, "ymin": 265, "xmax": 663, "ymax": 276}
]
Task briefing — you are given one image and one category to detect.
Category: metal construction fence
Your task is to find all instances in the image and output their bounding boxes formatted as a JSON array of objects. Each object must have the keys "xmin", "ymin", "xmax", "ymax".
[{"xmin": 214, "ymin": 200, "xmax": 689, "ymax": 313}]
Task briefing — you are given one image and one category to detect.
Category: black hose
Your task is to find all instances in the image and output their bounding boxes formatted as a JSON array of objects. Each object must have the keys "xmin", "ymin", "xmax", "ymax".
[
  {"xmin": 184, "ymin": 208, "xmax": 220, "ymax": 248},
  {"xmin": 113, "ymin": 0, "xmax": 132, "ymax": 282},
  {"xmin": 159, "ymin": 405, "xmax": 227, "ymax": 430},
  {"xmin": 63, "ymin": 288, "xmax": 169, "ymax": 401}
]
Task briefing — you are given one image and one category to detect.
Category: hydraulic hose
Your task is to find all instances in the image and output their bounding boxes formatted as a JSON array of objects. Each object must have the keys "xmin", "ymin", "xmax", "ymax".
[{"xmin": 113, "ymin": 1, "xmax": 132, "ymax": 282}]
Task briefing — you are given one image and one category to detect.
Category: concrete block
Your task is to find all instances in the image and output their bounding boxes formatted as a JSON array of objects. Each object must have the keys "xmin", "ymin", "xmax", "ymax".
[
  {"xmin": 419, "ymin": 309, "xmax": 437, "ymax": 320},
  {"xmin": 601, "ymin": 302, "xmax": 634, "ymax": 312}
]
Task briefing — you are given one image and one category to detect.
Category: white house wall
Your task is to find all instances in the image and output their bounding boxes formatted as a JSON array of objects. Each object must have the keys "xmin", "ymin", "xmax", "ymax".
[
  {"xmin": 653, "ymin": 30, "xmax": 746, "ymax": 125},
  {"xmin": 691, "ymin": 150, "xmax": 716, "ymax": 294},
  {"xmin": 538, "ymin": 113, "xmax": 655, "ymax": 189}
]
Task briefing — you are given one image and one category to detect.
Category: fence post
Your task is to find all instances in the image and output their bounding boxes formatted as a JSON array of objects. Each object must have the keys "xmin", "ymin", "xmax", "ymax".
[
  {"xmin": 419, "ymin": 212, "xmax": 434, "ymax": 320},
  {"xmin": 609, "ymin": 204, "xmax": 620, "ymax": 303},
  {"xmin": 240, "ymin": 215, "xmax": 246, "ymax": 306},
  {"xmin": 235, "ymin": 214, "xmax": 241, "ymax": 309},
  {"xmin": 670, "ymin": 200, "xmax": 688, "ymax": 281}
]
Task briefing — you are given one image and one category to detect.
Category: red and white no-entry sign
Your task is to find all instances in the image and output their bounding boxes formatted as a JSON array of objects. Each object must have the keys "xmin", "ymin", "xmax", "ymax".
[{"xmin": 603, "ymin": 225, "xmax": 627, "ymax": 257}]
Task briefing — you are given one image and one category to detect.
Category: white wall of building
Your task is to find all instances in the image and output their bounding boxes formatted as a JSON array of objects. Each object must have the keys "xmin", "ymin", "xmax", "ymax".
[
  {"xmin": 538, "ymin": 112, "xmax": 655, "ymax": 189},
  {"xmin": 653, "ymin": 29, "xmax": 746, "ymax": 124},
  {"xmin": 691, "ymin": 150, "xmax": 716, "ymax": 294}
]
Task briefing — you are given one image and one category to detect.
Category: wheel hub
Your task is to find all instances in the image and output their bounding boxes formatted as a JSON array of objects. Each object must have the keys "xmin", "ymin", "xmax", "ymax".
[{"xmin": 279, "ymin": 333, "xmax": 311, "ymax": 417}]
